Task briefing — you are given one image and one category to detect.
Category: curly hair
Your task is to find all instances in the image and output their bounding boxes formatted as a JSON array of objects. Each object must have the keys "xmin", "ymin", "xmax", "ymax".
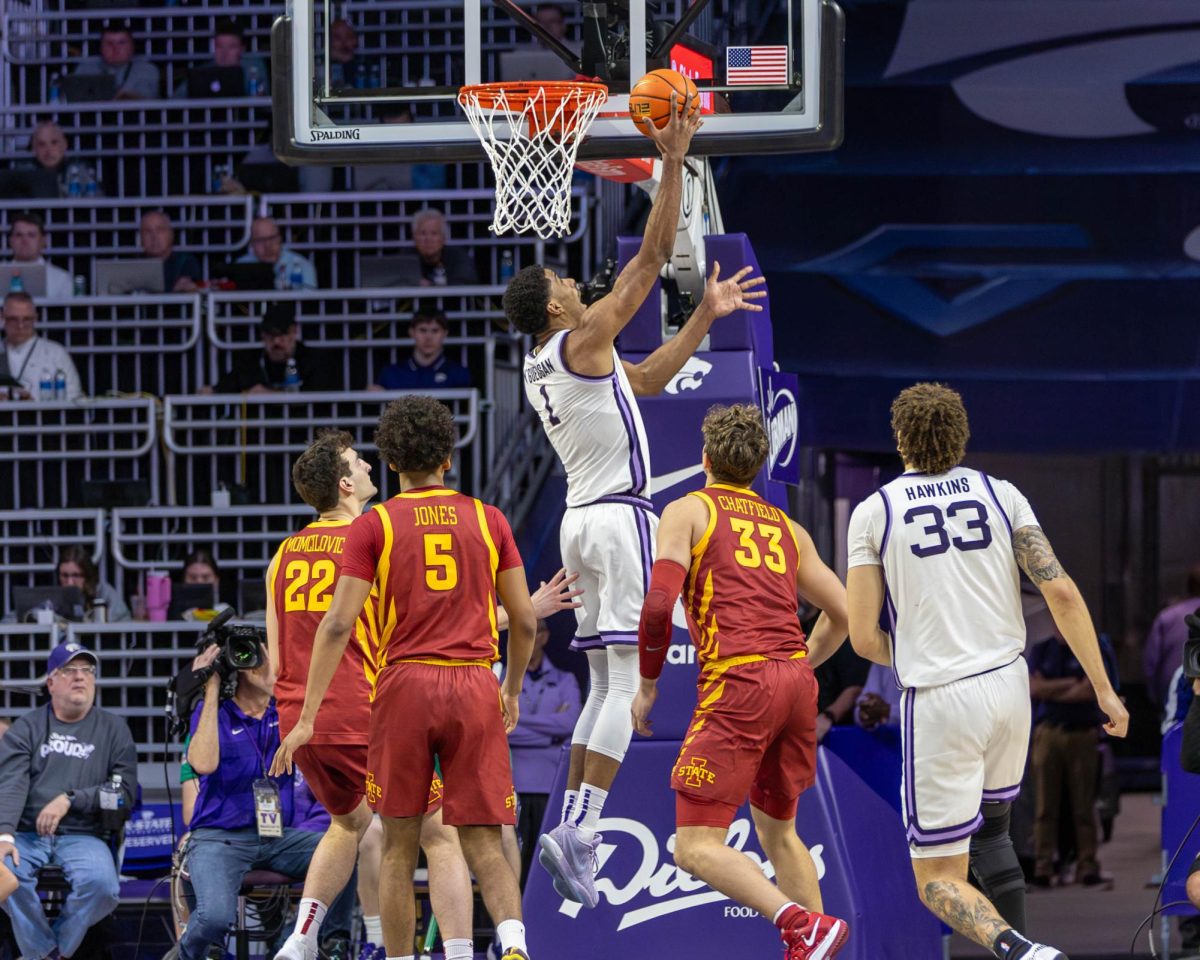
[
  {"xmin": 702, "ymin": 404, "xmax": 769, "ymax": 486},
  {"xmin": 375, "ymin": 396, "xmax": 456, "ymax": 473},
  {"xmin": 292, "ymin": 429, "xmax": 354, "ymax": 512},
  {"xmin": 890, "ymin": 382, "xmax": 970, "ymax": 473},
  {"xmin": 503, "ymin": 264, "xmax": 551, "ymax": 335}
]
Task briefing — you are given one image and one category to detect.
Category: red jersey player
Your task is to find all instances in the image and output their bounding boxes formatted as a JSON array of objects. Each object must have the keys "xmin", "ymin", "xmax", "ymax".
[
  {"xmin": 273, "ymin": 397, "xmax": 537, "ymax": 960},
  {"xmin": 632, "ymin": 404, "xmax": 852, "ymax": 960}
]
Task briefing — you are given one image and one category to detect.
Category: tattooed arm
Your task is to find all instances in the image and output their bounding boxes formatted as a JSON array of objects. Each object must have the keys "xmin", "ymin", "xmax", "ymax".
[{"xmin": 1012, "ymin": 525, "xmax": 1129, "ymax": 737}]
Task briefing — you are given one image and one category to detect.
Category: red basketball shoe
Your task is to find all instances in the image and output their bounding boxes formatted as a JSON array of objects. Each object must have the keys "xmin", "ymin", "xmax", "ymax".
[{"xmin": 781, "ymin": 909, "xmax": 850, "ymax": 960}]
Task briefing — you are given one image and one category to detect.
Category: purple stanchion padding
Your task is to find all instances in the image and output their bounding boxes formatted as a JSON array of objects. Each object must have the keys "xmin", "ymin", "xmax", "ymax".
[
  {"xmin": 525, "ymin": 740, "xmax": 942, "ymax": 959},
  {"xmin": 1160, "ymin": 723, "xmax": 1200, "ymax": 917}
]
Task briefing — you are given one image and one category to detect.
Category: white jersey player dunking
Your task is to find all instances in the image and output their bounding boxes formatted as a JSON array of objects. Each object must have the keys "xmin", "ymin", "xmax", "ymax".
[
  {"xmin": 846, "ymin": 382, "xmax": 1128, "ymax": 960},
  {"xmin": 504, "ymin": 100, "xmax": 765, "ymax": 908}
]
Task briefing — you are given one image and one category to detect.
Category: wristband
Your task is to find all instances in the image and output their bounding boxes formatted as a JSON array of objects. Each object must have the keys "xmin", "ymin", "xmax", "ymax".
[{"xmin": 0, "ymin": 833, "xmax": 13, "ymax": 844}]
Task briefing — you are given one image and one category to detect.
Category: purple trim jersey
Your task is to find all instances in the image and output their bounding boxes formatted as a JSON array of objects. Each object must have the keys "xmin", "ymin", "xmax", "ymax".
[
  {"xmin": 847, "ymin": 466, "xmax": 1039, "ymax": 689},
  {"xmin": 523, "ymin": 329, "xmax": 651, "ymax": 507}
]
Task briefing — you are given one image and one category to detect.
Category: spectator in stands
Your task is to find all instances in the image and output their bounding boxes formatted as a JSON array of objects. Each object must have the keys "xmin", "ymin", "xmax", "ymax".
[
  {"xmin": 854, "ymin": 661, "xmax": 902, "ymax": 731},
  {"xmin": 373, "ymin": 308, "xmax": 472, "ymax": 390},
  {"xmin": 201, "ymin": 303, "xmax": 335, "ymax": 395},
  {"xmin": 5, "ymin": 213, "xmax": 73, "ymax": 299},
  {"xmin": 236, "ymin": 217, "xmax": 318, "ymax": 290},
  {"xmin": 403, "ymin": 209, "xmax": 478, "ymax": 286},
  {"xmin": 176, "ymin": 549, "xmax": 231, "ymax": 620},
  {"xmin": 19, "ymin": 122, "xmax": 87, "ymax": 200},
  {"xmin": 174, "ymin": 19, "xmax": 268, "ymax": 98},
  {"xmin": 0, "ymin": 292, "xmax": 83, "ymax": 401},
  {"xmin": 535, "ymin": 3, "xmax": 571, "ymax": 41},
  {"xmin": 139, "ymin": 212, "xmax": 201, "ymax": 293},
  {"xmin": 814, "ymin": 634, "xmax": 869, "ymax": 742},
  {"xmin": 0, "ymin": 641, "xmax": 136, "ymax": 960},
  {"xmin": 179, "ymin": 643, "xmax": 354, "ymax": 960},
  {"xmin": 1028, "ymin": 627, "xmax": 1118, "ymax": 887},
  {"xmin": 506, "ymin": 618, "xmax": 581, "ymax": 885},
  {"xmin": 1145, "ymin": 564, "xmax": 1200, "ymax": 714},
  {"xmin": 73, "ymin": 18, "xmax": 161, "ymax": 101},
  {"xmin": 328, "ymin": 19, "xmax": 365, "ymax": 90},
  {"xmin": 57, "ymin": 545, "xmax": 130, "ymax": 622}
]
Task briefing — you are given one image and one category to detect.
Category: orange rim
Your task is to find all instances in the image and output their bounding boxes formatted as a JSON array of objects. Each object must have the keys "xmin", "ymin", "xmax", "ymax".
[{"xmin": 459, "ymin": 80, "xmax": 608, "ymax": 127}]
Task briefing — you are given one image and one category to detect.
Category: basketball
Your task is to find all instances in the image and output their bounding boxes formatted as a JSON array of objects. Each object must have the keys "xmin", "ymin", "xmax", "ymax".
[{"xmin": 628, "ymin": 69, "xmax": 700, "ymax": 135}]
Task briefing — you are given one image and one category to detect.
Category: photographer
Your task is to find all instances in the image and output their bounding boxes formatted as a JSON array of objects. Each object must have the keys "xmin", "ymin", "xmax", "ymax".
[
  {"xmin": 0, "ymin": 642, "xmax": 136, "ymax": 960},
  {"xmin": 1182, "ymin": 612, "xmax": 1200, "ymax": 910},
  {"xmin": 176, "ymin": 636, "xmax": 354, "ymax": 960}
]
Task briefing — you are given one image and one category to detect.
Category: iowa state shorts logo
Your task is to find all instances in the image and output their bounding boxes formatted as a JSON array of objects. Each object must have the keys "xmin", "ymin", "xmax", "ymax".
[
  {"xmin": 674, "ymin": 756, "xmax": 716, "ymax": 789},
  {"xmin": 427, "ymin": 777, "xmax": 445, "ymax": 807},
  {"xmin": 364, "ymin": 772, "xmax": 382, "ymax": 805}
]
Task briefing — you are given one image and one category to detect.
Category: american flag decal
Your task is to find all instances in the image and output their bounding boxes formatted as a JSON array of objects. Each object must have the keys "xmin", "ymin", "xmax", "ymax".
[{"xmin": 725, "ymin": 45, "xmax": 789, "ymax": 85}]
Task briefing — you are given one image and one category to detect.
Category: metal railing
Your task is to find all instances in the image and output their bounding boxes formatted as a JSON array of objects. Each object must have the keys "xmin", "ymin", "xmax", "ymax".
[
  {"xmin": 161, "ymin": 388, "xmax": 480, "ymax": 505},
  {"xmin": 0, "ymin": 397, "xmax": 158, "ymax": 509},
  {"xmin": 0, "ymin": 509, "xmax": 106, "ymax": 612}
]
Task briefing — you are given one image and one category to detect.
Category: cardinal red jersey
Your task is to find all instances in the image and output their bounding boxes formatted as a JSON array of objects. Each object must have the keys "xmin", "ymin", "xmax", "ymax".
[
  {"xmin": 341, "ymin": 486, "xmax": 523, "ymax": 666},
  {"xmin": 270, "ymin": 518, "xmax": 381, "ymax": 744},
  {"xmin": 684, "ymin": 483, "xmax": 807, "ymax": 669}
]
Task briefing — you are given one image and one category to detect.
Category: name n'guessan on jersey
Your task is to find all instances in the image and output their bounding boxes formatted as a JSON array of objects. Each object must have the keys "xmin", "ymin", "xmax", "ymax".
[
  {"xmin": 524, "ymin": 358, "xmax": 556, "ymax": 383},
  {"xmin": 903, "ymin": 475, "xmax": 972, "ymax": 501}
]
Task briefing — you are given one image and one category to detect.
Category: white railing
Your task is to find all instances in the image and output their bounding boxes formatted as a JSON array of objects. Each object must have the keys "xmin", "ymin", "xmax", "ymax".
[{"xmin": 0, "ymin": 509, "xmax": 106, "ymax": 615}]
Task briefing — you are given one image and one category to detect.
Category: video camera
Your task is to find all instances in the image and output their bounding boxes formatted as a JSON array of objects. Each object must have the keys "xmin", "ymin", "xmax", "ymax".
[
  {"xmin": 580, "ymin": 257, "xmax": 618, "ymax": 306},
  {"xmin": 1184, "ymin": 610, "xmax": 1200, "ymax": 680},
  {"xmin": 166, "ymin": 607, "xmax": 267, "ymax": 737}
]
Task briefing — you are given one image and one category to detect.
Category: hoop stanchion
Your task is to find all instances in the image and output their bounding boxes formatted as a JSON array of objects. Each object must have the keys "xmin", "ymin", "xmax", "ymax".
[{"xmin": 458, "ymin": 81, "xmax": 608, "ymax": 239}]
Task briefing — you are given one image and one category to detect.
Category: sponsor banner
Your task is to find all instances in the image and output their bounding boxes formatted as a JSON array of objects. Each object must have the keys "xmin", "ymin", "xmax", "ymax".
[
  {"xmin": 757, "ymin": 368, "xmax": 800, "ymax": 486},
  {"xmin": 122, "ymin": 802, "xmax": 185, "ymax": 869},
  {"xmin": 526, "ymin": 740, "xmax": 941, "ymax": 958}
]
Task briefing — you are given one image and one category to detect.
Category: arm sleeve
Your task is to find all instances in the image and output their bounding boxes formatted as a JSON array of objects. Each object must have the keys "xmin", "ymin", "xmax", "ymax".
[
  {"xmin": 0, "ymin": 718, "xmax": 33, "ymax": 833},
  {"xmin": 638, "ymin": 559, "xmax": 687, "ymax": 680},
  {"xmin": 846, "ymin": 497, "xmax": 882, "ymax": 568},
  {"xmin": 487, "ymin": 506, "xmax": 523, "ymax": 572},
  {"xmin": 341, "ymin": 510, "xmax": 384, "ymax": 582}
]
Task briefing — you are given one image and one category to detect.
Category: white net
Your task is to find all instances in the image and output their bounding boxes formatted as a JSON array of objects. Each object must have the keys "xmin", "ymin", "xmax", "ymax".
[{"xmin": 459, "ymin": 82, "xmax": 608, "ymax": 239}]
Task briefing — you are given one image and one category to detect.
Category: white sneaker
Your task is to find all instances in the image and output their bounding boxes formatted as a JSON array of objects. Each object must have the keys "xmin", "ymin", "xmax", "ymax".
[
  {"xmin": 1024, "ymin": 945, "xmax": 1068, "ymax": 960},
  {"xmin": 273, "ymin": 934, "xmax": 317, "ymax": 960}
]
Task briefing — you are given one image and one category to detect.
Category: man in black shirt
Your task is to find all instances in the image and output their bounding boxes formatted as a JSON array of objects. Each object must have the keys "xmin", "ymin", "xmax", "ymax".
[{"xmin": 201, "ymin": 303, "xmax": 337, "ymax": 394}]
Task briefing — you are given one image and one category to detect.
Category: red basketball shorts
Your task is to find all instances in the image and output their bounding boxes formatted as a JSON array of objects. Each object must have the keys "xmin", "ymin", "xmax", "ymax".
[
  {"xmin": 294, "ymin": 742, "xmax": 368, "ymax": 817},
  {"xmin": 366, "ymin": 661, "xmax": 516, "ymax": 826},
  {"xmin": 672, "ymin": 656, "xmax": 818, "ymax": 827}
]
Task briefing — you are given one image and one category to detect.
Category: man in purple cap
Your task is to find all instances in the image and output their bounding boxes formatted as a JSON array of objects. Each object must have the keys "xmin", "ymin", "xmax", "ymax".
[{"xmin": 0, "ymin": 641, "xmax": 137, "ymax": 960}]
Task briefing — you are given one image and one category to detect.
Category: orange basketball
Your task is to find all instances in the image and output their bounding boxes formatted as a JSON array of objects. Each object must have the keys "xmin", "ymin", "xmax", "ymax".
[{"xmin": 628, "ymin": 69, "xmax": 700, "ymax": 135}]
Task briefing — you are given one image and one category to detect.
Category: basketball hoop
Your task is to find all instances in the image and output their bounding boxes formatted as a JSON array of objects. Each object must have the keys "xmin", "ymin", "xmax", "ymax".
[{"xmin": 458, "ymin": 81, "xmax": 608, "ymax": 239}]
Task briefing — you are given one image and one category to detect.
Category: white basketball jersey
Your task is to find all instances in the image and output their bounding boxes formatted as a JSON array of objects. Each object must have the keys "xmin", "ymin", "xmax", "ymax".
[
  {"xmin": 847, "ymin": 465, "xmax": 1039, "ymax": 689},
  {"xmin": 522, "ymin": 329, "xmax": 651, "ymax": 507}
]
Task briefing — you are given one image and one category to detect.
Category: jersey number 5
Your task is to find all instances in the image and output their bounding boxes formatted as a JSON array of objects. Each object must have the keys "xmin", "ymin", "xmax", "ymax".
[
  {"xmin": 729, "ymin": 518, "xmax": 787, "ymax": 573},
  {"xmin": 283, "ymin": 559, "xmax": 335, "ymax": 612},
  {"xmin": 903, "ymin": 500, "xmax": 992, "ymax": 558},
  {"xmin": 424, "ymin": 533, "xmax": 459, "ymax": 590}
]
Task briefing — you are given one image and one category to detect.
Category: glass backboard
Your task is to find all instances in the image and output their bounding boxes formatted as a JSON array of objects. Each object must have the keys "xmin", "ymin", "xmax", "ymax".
[{"xmin": 271, "ymin": 0, "xmax": 843, "ymax": 164}]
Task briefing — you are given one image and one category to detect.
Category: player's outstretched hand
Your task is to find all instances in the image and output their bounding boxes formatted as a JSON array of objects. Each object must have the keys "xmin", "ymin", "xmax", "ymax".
[
  {"xmin": 631, "ymin": 681, "xmax": 658, "ymax": 737},
  {"xmin": 1098, "ymin": 688, "xmax": 1129, "ymax": 738},
  {"xmin": 530, "ymin": 568, "xmax": 584, "ymax": 620},
  {"xmin": 644, "ymin": 92, "xmax": 703, "ymax": 162},
  {"xmin": 501, "ymin": 687, "xmax": 521, "ymax": 734},
  {"xmin": 269, "ymin": 719, "xmax": 313, "ymax": 777},
  {"xmin": 702, "ymin": 261, "xmax": 767, "ymax": 318}
]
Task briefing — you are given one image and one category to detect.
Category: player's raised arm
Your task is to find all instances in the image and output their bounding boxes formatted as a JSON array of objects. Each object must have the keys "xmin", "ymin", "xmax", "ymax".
[
  {"xmin": 621, "ymin": 260, "xmax": 766, "ymax": 396},
  {"xmin": 567, "ymin": 96, "xmax": 701, "ymax": 369},
  {"xmin": 270, "ymin": 573, "xmax": 372, "ymax": 776},
  {"xmin": 1012, "ymin": 524, "xmax": 1129, "ymax": 737},
  {"xmin": 790, "ymin": 520, "xmax": 848, "ymax": 669}
]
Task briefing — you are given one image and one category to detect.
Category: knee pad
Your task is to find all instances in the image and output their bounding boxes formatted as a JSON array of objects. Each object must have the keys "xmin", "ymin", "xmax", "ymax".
[{"xmin": 969, "ymin": 803, "xmax": 1025, "ymax": 897}]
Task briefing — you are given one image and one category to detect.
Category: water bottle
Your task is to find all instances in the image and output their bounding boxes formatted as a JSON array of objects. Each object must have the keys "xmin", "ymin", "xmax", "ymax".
[
  {"xmin": 99, "ymin": 774, "xmax": 126, "ymax": 831},
  {"xmin": 83, "ymin": 166, "xmax": 98, "ymax": 198},
  {"xmin": 211, "ymin": 164, "xmax": 227, "ymax": 194},
  {"xmin": 73, "ymin": 275, "xmax": 86, "ymax": 297},
  {"xmin": 67, "ymin": 163, "xmax": 81, "ymax": 197},
  {"xmin": 49, "ymin": 73, "xmax": 61, "ymax": 105},
  {"xmin": 38, "ymin": 369, "xmax": 54, "ymax": 402},
  {"xmin": 353, "ymin": 65, "xmax": 367, "ymax": 90},
  {"xmin": 53, "ymin": 368, "xmax": 66, "ymax": 400},
  {"xmin": 9, "ymin": 273, "xmax": 23, "ymax": 294},
  {"xmin": 369, "ymin": 62, "xmax": 382, "ymax": 89},
  {"xmin": 499, "ymin": 250, "xmax": 515, "ymax": 283},
  {"xmin": 283, "ymin": 357, "xmax": 301, "ymax": 393},
  {"xmin": 91, "ymin": 597, "xmax": 108, "ymax": 623},
  {"xmin": 246, "ymin": 64, "xmax": 262, "ymax": 96},
  {"xmin": 289, "ymin": 266, "xmax": 305, "ymax": 290}
]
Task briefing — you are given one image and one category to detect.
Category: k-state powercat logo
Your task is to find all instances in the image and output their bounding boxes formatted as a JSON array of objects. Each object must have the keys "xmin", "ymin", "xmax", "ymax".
[
  {"xmin": 557, "ymin": 816, "xmax": 827, "ymax": 930},
  {"xmin": 664, "ymin": 357, "xmax": 712, "ymax": 395}
]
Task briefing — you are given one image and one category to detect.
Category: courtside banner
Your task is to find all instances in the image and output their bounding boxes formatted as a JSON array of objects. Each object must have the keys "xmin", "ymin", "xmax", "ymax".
[
  {"xmin": 526, "ymin": 741, "xmax": 941, "ymax": 959},
  {"xmin": 758, "ymin": 368, "xmax": 800, "ymax": 486}
]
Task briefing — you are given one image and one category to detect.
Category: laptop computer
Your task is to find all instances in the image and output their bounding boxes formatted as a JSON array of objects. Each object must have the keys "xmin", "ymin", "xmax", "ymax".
[
  {"xmin": 0, "ymin": 262, "xmax": 48, "ymax": 297},
  {"xmin": 167, "ymin": 583, "xmax": 215, "ymax": 620},
  {"xmin": 359, "ymin": 254, "xmax": 422, "ymax": 288},
  {"xmin": 12, "ymin": 586, "xmax": 86, "ymax": 623},
  {"xmin": 61, "ymin": 72, "xmax": 118, "ymax": 103},
  {"xmin": 94, "ymin": 258, "xmax": 164, "ymax": 295},
  {"xmin": 499, "ymin": 49, "xmax": 577, "ymax": 82},
  {"xmin": 187, "ymin": 65, "xmax": 246, "ymax": 99},
  {"xmin": 213, "ymin": 261, "xmax": 276, "ymax": 291},
  {"xmin": 237, "ymin": 578, "xmax": 267, "ymax": 616}
]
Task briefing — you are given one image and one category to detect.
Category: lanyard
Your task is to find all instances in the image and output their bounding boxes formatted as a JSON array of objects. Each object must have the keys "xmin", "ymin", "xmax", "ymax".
[
  {"xmin": 234, "ymin": 703, "xmax": 274, "ymax": 778},
  {"xmin": 12, "ymin": 336, "xmax": 38, "ymax": 384}
]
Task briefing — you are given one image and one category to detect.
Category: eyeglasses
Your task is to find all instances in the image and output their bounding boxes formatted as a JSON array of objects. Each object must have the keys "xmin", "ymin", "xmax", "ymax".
[{"xmin": 56, "ymin": 664, "xmax": 96, "ymax": 677}]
